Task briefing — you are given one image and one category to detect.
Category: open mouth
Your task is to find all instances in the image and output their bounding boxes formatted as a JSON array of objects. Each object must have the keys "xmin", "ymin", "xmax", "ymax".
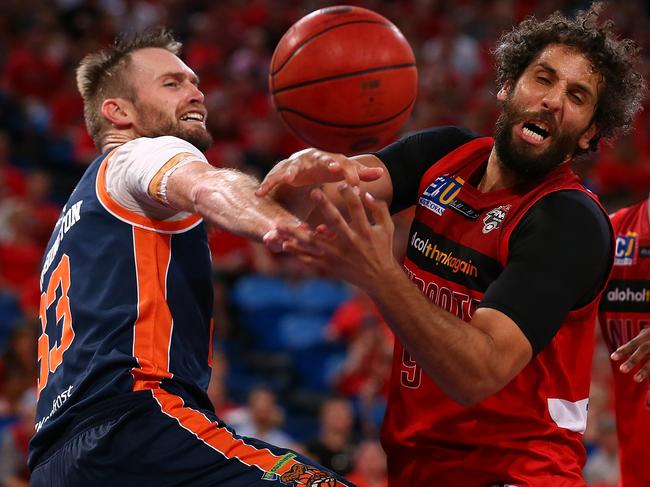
[
  {"xmin": 179, "ymin": 112, "xmax": 205, "ymax": 123},
  {"xmin": 521, "ymin": 120, "xmax": 550, "ymax": 143}
]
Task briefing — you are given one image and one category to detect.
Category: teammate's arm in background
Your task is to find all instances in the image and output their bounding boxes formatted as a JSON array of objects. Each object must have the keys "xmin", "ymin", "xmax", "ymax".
[{"xmin": 611, "ymin": 328, "xmax": 650, "ymax": 382}]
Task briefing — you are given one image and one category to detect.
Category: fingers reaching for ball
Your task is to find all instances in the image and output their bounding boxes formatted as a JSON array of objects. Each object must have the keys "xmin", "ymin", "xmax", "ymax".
[{"xmin": 256, "ymin": 148, "xmax": 383, "ymax": 197}]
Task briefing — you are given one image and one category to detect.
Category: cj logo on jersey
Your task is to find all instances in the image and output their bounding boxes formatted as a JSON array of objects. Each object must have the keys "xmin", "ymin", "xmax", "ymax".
[
  {"xmin": 614, "ymin": 232, "xmax": 637, "ymax": 266},
  {"xmin": 419, "ymin": 175, "xmax": 465, "ymax": 216}
]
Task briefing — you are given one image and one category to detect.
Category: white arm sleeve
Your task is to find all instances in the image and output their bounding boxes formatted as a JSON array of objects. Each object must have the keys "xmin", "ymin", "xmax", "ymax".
[{"xmin": 105, "ymin": 136, "xmax": 210, "ymax": 220}]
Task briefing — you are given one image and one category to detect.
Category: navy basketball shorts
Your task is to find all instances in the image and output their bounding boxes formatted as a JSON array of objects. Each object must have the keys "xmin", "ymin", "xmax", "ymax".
[{"xmin": 31, "ymin": 391, "xmax": 354, "ymax": 487}]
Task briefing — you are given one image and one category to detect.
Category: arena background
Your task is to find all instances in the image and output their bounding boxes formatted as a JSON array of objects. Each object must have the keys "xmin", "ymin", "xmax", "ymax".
[{"xmin": 0, "ymin": 1, "xmax": 647, "ymax": 485}]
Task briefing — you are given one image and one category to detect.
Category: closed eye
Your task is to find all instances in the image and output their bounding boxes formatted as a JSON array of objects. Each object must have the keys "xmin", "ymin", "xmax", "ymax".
[{"xmin": 570, "ymin": 92, "xmax": 584, "ymax": 105}]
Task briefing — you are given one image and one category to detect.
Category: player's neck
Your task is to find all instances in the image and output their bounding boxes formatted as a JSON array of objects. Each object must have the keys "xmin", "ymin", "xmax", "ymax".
[
  {"xmin": 477, "ymin": 149, "xmax": 520, "ymax": 192},
  {"xmin": 102, "ymin": 132, "xmax": 136, "ymax": 152}
]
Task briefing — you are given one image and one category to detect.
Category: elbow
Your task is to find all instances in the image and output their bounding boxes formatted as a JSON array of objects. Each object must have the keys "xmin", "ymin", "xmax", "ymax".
[
  {"xmin": 190, "ymin": 174, "xmax": 227, "ymax": 219},
  {"xmin": 446, "ymin": 378, "xmax": 505, "ymax": 407},
  {"xmin": 445, "ymin": 342, "xmax": 530, "ymax": 407},
  {"xmin": 449, "ymin": 389, "xmax": 488, "ymax": 408}
]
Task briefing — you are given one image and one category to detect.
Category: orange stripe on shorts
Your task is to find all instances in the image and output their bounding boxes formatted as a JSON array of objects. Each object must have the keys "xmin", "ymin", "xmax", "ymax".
[
  {"xmin": 131, "ymin": 227, "xmax": 174, "ymax": 389},
  {"xmin": 130, "ymin": 227, "xmax": 297, "ymax": 476}
]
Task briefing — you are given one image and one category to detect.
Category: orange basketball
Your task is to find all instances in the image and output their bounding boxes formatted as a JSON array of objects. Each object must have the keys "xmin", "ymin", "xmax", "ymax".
[{"xmin": 269, "ymin": 5, "xmax": 418, "ymax": 154}]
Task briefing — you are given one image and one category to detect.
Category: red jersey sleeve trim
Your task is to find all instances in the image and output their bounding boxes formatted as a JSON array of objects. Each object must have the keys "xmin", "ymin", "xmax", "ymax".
[{"xmin": 499, "ymin": 183, "xmax": 614, "ymax": 316}]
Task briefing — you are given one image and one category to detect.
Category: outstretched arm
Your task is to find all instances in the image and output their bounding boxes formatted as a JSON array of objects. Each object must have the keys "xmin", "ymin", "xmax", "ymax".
[
  {"xmin": 151, "ymin": 160, "xmax": 308, "ymax": 251},
  {"xmin": 255, "ymin": 148, "xmax": 391, "ymax": 223},
  {"xmin": 258, "ymin": 127, "xmax": 482, "ymax": 223}
]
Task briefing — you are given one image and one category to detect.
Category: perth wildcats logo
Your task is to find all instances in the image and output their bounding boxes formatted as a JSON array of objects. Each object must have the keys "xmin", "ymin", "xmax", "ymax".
[
  {"xmin": 614, "ymin": 232, "xmax": 637, "ymax": 266},
  {"xmin": 262, "ymin": 456, "xmax": 343, "ymax": 486},
  {"xmin": 419, "ymin": 175, "xmax": 465, "ymax": 216},
  {"xmin": 279, "ymin": 464, "xmax": 342, "ymax": 486},
  {"xmin": 482, "ymin": 205, "xmax": 511, "ymax": 234}
]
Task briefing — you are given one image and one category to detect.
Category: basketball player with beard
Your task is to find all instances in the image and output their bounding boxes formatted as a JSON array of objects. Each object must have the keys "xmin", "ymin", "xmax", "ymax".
[
  {"xmin": 29, "ymin": 29, "xmax": 351, "ymax": 487},
  {"xmin": 257, "ymin": 4, "xmax": 646, "ymax": 486}
]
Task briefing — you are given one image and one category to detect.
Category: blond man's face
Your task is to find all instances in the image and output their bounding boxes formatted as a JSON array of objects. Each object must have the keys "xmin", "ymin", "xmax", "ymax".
[{"xmin": 127, "ymin": 48, "xmax": 212, "ymax": 150}]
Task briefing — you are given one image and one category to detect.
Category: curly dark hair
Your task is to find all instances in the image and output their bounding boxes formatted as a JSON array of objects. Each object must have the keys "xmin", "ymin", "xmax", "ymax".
[
  {"xmin": 493, "ymin": 2, "xmax": 646, "ymax": 152},
  {"xmin": 76, "ymin": 28, "xmax": 181, "ymax": 150}
]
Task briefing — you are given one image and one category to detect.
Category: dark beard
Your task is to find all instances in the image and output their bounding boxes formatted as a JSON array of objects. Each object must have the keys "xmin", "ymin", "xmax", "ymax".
[
  {"xmin": 136, "ymin": 104, "xmax": 213, "ymax": 152},
  {"xmin": 493, "ymin": 98, "xmax": 580, "ymax": 181}
]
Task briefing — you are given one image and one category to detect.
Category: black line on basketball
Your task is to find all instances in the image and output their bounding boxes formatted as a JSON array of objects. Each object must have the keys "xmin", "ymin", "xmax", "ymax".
[
  {"xmin": 277, "ymin": 99, "xmax": 416, "ymax": 128},
  {"xmin": 270, "ymin": 20, "xmax": 390, "ymax": 76},
  {"xmin": 272, "ymin": 64, "xmax": 416, "ymax": 95}
]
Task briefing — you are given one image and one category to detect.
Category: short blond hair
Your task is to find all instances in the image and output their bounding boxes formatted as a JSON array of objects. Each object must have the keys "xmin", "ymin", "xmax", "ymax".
[{"xmin": 76, "ymin": 28, "xmax": 181, "ymax": 150}]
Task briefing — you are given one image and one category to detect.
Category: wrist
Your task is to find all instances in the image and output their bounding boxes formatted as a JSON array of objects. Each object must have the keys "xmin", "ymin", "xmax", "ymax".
[
  {"xmin": 364, "ymin": 259, "xmax": 405, "ymax": 298},
  {"xmin": 262, "ymin": 215, "xmax": 305, "ymax": 253},
  {"xmin": 272, "ymin": 183, "xmax": 319, "ymax": 220}
]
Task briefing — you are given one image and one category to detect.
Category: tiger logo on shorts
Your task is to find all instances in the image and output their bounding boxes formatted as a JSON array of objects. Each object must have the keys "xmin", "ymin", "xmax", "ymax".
[{"xmin": 279, "ymin": 463, "xmax": 344, "ymax": 486}]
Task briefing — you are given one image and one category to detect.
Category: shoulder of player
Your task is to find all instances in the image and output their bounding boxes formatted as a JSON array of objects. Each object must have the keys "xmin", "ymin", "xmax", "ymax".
[
  {"xmin": 515, "ymin": 190, "xmax": 612, "ymax": 248},
  {"xmin": 609, "ymin": 197, "xmax": 646, "ymax": 227},
  {"xmin": 120, "ymin": 135, "xmax": 202, "ymax": 153},
  {"xmin": 375, "ymin": 125, "xmax": 481, "ymax": 164},
  {"xmin": 539, "ymin": 190, "xmax": 608, "ymax": 221},
  {"xmin": 409, "ymin": 125, "xmax": 482, "ymax": 145},
  {"xmin": 112, "ymin": 136, "xmax": 207, "ymax": 167}
]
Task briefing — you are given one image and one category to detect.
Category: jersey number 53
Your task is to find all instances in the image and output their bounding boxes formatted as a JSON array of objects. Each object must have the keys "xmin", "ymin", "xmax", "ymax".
[{"xmin": 37, "ymin": 254, "xmax": 75, "ymax": 396}]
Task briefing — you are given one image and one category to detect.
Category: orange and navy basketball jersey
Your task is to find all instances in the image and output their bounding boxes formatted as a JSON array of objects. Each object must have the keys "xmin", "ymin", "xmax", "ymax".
[
  {"xmin": 29, "ymin": 148, "xmax": 213, "ymax": 467},
  {"xmin": 599, "ymin": 198, "xmax": 650, "ymax": 487},
  {"xmin": 381, "ymin": 137, "xmax": 609, "ymax": 486}
]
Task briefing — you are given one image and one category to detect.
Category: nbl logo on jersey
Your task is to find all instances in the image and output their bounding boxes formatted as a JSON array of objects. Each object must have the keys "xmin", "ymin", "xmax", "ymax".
[
  {"xmin": 482, "ymin": 205, "xmax": 511, "ymax": 234},
  {"xmin": 614, "ymin": 232, "xmax": 637, "ymax": 266},
  {"xmin": 419, "ymin": 175, "xmax": 465, "ymax": 216}
]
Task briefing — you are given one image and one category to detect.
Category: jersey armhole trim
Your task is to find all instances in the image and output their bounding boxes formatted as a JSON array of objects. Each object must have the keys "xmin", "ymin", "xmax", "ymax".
[
  {"xmin": 499, "ymin": 187, "xmax": 614, "ymax": 315},
  {"xmin": 96, "ymin": 149, "xmax": 203, "ymax": 234}
]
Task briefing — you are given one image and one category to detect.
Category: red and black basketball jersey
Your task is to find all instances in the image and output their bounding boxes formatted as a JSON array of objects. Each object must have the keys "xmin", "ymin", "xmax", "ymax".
[
  {"xmin": 29, "ymin": 148, "xmax": 214, "ymax": 468},
  {"xmin": 380, "ymin": 137, "xmax": 610, "ymax": 486},
  {"xmin": 598, "ymin": 198, "xmax": 650, "ymax": 487}
]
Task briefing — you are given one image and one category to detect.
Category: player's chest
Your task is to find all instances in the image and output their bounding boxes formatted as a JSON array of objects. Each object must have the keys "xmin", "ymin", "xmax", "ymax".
[{"xmin": 413, "ymin": 173, "xmax": 517, "ymax": 257}]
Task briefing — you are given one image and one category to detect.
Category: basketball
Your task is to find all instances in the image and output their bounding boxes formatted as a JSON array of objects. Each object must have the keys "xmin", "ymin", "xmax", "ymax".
[{"xmin": 269, "ymin": 5, "xmax": 418, "ymax": 154}]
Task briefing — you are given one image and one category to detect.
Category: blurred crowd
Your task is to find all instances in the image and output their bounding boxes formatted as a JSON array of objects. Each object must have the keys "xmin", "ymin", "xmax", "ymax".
[{"xmin": 1, "ymin": 0, "xmax": 649, "ymax": 485}]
